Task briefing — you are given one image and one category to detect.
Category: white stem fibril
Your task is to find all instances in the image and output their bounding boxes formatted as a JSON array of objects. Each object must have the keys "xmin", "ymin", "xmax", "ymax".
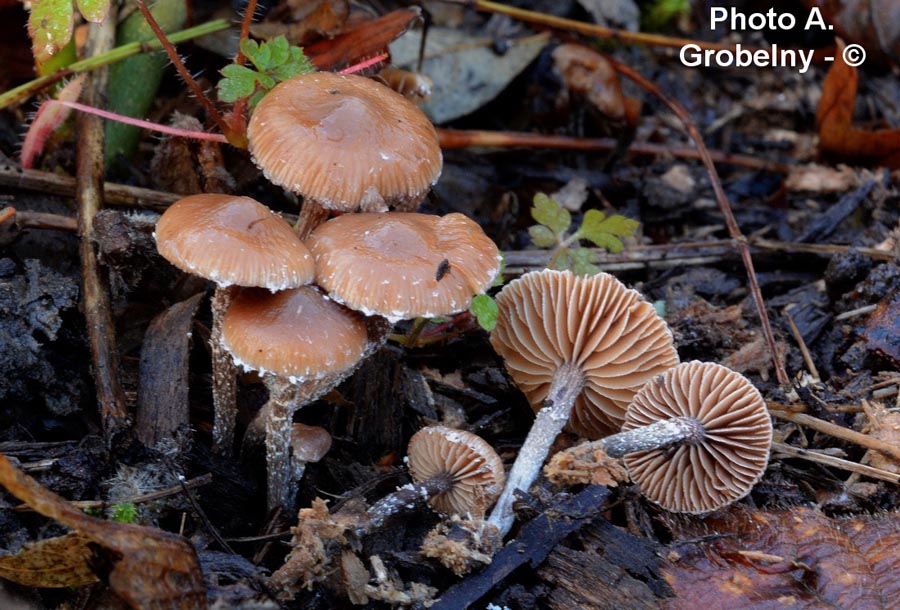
[
  {"xmin": 210, "ymin": 286, "xmax": 238, "ymax": 455},
  {"xmin": 487, "ymin": 363, "xmax": 585, "ymax": 537},
  {"xmin": 600, "ymin": 417, "xmax": 706, "ymax": 458}
]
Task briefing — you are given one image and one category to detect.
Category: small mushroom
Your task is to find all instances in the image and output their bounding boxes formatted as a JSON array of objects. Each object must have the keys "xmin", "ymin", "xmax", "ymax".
[
  {"xmin": 247, "ymin": 72, "xmax": 442, "ymax": 238},
  {"xmin": 365, "ymin": 426, "xmax": 505, "ymax": 531},
  {"xmin": 597, "ymin": 361, "xmax": 773, "ymax": 514},
  {"xmin": 154, "ymin": 194, "xmax": 314, "ymax": 455},
  {"xmin": 307, "ymin": 212, "xmax": 502, "ymax": 322},
  {"xmin": 221, "ymin": 285, "xmax": 371, "ymax": 510},
  {"xmin": 486, "ymin": 269, "xmax": 678, "ymax": 536},
  {"xmin": 290, "ymin": 423, "xmax": 333, "ymax": 484}
]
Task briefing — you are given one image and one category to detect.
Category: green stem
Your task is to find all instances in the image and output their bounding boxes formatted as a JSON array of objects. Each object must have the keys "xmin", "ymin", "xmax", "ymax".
[{"xmin": 0, "ymin": 20, "xmax": 230, "ymax": 111}]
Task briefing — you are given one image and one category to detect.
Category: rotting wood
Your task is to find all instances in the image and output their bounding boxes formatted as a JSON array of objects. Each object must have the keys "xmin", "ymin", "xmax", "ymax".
[
  {"xmin": 432, "ymin": 485, "xmax": 610, "ymax": 610},
  {"xmin": 75, "ymin": 10, "xmax": 130, "ymax": 443}
]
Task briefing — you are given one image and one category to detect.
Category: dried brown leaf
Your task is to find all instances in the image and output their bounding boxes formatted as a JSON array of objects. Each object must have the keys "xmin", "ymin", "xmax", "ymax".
[
  {"xmin": 816, "ymin": 39, "xmax": 900, "ymax": 169},
  {"xmin": 0, "ymin": 533, "xmax": 97, "ymax": 588},
  {"xmin": 664, "ymin": 507, "xmax": 900, "ymax": 609},
  {"xmin": 305, "ymin": 8, "xmax": 420, "ymax": 72},
  {"xmin": 0, "ymin": 455, "xmax": 206, "ymax": 609}
]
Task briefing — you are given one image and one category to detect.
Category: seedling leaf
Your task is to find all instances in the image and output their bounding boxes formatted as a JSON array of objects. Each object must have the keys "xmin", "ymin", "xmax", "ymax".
[
  {"xmin": 470, "ymin": 294, "xmax": 499, "ymax": 331},
  {"xmin": 529, "ymin": 225, "xmax": 557, "ymax": 248},
  {"xmin": 219, "ymin": 36, "xmax": 315, "ymax": 105},
  {"xmin": 218, "ymin": 64, "xmax": 262, "ymax": 102},
  {"xmin": 570, "ymin": 248, "xmax": 601, "ymax": 276},
  {"xmin": 76, "ymin": 0, "xmax": 110, "ymax": 23},
  {"xmin": 531, "ymin": 193, "xmax": 571, "ymax": 236},
  {"xmin": 577, "ymin": 209, "xmax": 639, "ymax": 249}
]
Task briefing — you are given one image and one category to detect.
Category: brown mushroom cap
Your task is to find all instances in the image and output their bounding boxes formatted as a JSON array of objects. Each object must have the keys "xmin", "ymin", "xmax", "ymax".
[
  {"xmin": 248, "ymin": 72, "xmax": 442, "ymax": 212},
  {"xmin": 407, "ymin": 426, "xmax": 505, "ymax": 516},
  {"xmin": 623, "ymin": 361, "xmax": 773, "ymax": 514},
  {"xmin": 490, "ymin": 269, "xmax": 679, "ymax": 438},
  {"xmin": 307, "ymin": 212, "xmax": 502, "ymax": 321},
  {"xmin": 221, "ymin": 285, "xmax": 368, "ymax": 383},
  {"xmin": 291, "ymin": 423, "xmax": 333, "ymax": 463},
  {"xmin": 154, "ymin": 193, "xmax": 314, "ymax": 290}
]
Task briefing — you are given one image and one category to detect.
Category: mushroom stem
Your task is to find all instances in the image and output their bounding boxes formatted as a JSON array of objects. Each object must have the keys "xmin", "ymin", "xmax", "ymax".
[
  {"xmin": 487, "ymin": 362, "xmax": 585, "ymax": 537},
  {"xmin": 210, "ymin": 285, "xmax": 238, "ymax": 455},
  {"xmin": 363, "ymin": 472, "xmax": 455, "ymax": 533},
  {"xmin": 600, "ymin": 417, "xmax": 707, "ymax": 457},
  {"xmin": 264, "ymin": 394, "xmax": 296, "ymax": 511},
  {"xmin": 294, "ymin": 199, "xmax": 331, "ymax": 240}
]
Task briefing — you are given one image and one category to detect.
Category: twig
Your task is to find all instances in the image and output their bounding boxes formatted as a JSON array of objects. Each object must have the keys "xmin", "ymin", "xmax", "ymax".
[
  {"xmin": 436, "ymin": 129, "xmax": 790, "ymax": 173},
  {"xmin": 784, "ymin": 306, "xmax": 820, "ymax": 382},
  {"xmin": 772, "ymin": 442, "xmax": 900, "ymax": 484},
  {"xmin": 439, "ymin": 0, "xmax": 763, "ymax": 55},
  {"xmin": 834, "ymin": 304, "xmax": 878, "ymax": 321},
  {"xmin": 770, "ymin": 409, "xmax": 900, "ymax": 463},
  {"xmin": 14, "ymin": 210, "xmax": 78, "ymax": 232},
  {"xmin": 134, "ymin": 1, "xmax": 240, "ymax": 146},
  {"xmin": 0, "ymin": 165, "xmax": 180, "ymax": 210},
  {"xmin": 611, "ymin": 59, "xmax": 789, "ymax": 387},
  {"xmin": 13, "ymin": 473, "xmax": 214, "ymax": 512},
  {"xmin": 76, "ymin": 10, "xmax": 131, "ymax": 443},
  {"xmin": 0, "ymin": 20, "xmax": 230, "ymax": 110}
]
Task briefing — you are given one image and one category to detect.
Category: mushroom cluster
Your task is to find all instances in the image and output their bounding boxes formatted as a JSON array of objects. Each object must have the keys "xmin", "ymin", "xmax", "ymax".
[{"xmin": 154, "ymin": 71, "xmax": 507, "ymax": 511}]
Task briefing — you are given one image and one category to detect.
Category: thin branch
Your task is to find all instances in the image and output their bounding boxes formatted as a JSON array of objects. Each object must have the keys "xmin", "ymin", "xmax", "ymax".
[
  {"xmin": 134, "ymin": 1, "xmax": 240, "ymax": 146},
  {"xmin": 435, "ymin": 129, "xmax": 789, "ymax": 173},
  {"xmin": 611, "ymin": 59, "xmax": 790, "ymax": 387},
  {"xmin": 76, "ymin": 10, "xmax": 131, "ymax": 442},
  {"xmin": 770, "ymin": 409, "xmax": 900, "ymax": 463}
]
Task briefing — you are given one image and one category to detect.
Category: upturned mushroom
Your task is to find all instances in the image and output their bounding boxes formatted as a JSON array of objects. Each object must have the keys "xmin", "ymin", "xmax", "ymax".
[
  {"xmin": 247, "ymin": 72, "xmax": 442, "ymax": 238},
  {"xmin": 591, "ymin": 361, "xmax": 773, "ymax": 514},
  {"xmin": 486, "ymin": 269, "xmax": 679, "ymax": 536},
  {"xmin": 154, "ymin": 193, "xmax": 315, "ymax": 455},
  {"xmin": 365, "ymin": 426, "xmax": 505, "ymax": 531},
  {"xmin": 307, "ymin": 212, "xmax": 502, "ymax": 322},
  {"xmin": 221, "ymin": 285, "xmax": 374, "ymax": 510}
]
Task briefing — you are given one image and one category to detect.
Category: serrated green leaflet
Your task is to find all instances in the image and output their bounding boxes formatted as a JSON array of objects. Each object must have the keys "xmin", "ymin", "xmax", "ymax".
[
  {"xmin": 76, "ymin": 0, "xmax": 110, "ymax": 23},
  {"xmin": 28, "ymin": 0, "xmax": 74, "ymax": 65},
  {"xmin": 531, "ymin": 193, "xmax": 571, "ymax": 236},
  {"xmin": 470, "ymin": 295, "xmax": 499, "ymax": 331},
  {"xmin": 219, "ymin": 36, "xmax": 315, "ymax": 106},
  {"xmin": 528, "ymin": 225, "xmax": 557, "ymax": 248}
]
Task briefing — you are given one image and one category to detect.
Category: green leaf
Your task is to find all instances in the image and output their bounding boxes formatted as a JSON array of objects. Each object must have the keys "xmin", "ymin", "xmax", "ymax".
[
  {"xmin": 268, "ymin": 36, "xmax": 290, "ymax": 67},
  {"xmin": 239, "ymin": 38, "xmax": 263, "ymax": 68},
  {"xmin": 470, "ymin": 295, "xmax": 499, "ymax": 331},
  {"xmin": 529, "ymin": 225, "xmax": 557, "ymax": 248},
  {"xmin": 28, "ymin": 0, "xmax": 75, "ymax": 65},
  {"xmin": 570, "ymin": 248, "xmax": 601, "ymax": 276},
  {"xmin": 652, "ymin": 300, "xmax": 666, "ymax": 317},
  {"xmin": 576, "ymin": 210, "xmax": 639, "ymax": 252},
  {"xmin": 110, "ymin": 503, "xmax": 138, "ymax": 524},
  {"xmin": 218, "ymin": 64, "xmax": 261, "ymax": 102},
  {"xmin": 492, "ymin": 254, "xmax": 506, "ymax": 287},
  {"xmin": 272, "ymin": 47, "xmax": 316, "ymax": 81},
  {"xmin": 76, "ymin": 0, "xmax": 110, "ymax": 23},
  {"xmin": 247, "ymin": 90, "xmax": 267, "ymax": 111},
  {"xmin": 531, "ymin": 193, "xmax": 571, "ymax": 236}
]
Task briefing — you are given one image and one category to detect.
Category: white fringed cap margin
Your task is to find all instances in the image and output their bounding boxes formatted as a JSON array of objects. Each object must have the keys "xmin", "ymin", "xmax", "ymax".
[
  {"xmin": 308, "ymin": 212, "xmax": 502, "ymax": 322},
  {"xmin": 248, "ymin": 72, "xmax": 442, "ymax": 212},
  {"xmin": 154, "ymin": 193, "xmax": 314, "ymax": 290}
]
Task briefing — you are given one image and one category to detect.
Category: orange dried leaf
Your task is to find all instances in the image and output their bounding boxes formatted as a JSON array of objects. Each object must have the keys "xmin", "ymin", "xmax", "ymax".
[
  {"xmin": 0, "ymin": 533, "xmax": 97, "ymax": 588},
  {"xmin": 0, "ymin": 455, "xmax": 206, "ymax": 609},
  {"xmin": 305, "ymin": 8, "xmax": 420, "ymax": 72},
  {"xmin": 664, "ymin": 507, "xmax": 900, "ymax": 609},
  {"xmin": 816, "ymin": 39, "xmax": 900, "ymax": 169}
]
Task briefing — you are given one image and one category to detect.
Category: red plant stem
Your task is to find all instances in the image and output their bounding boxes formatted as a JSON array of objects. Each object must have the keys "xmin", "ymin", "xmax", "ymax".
[
  {"xmin": 134, "ymin": 0, "xmax": 239, "ymax": 146},
  {"xmin": 54, "ymin": 101, "xmax": 229, "ymax": 142},
  {"xmin": 611, "ymin": 59, "xmax": 789, "ymax": 387},
  {"xmin": 340, "ymin": 53, "xmax": 389, "ymax": 74},
  {"xmin": 436, "ymin": 129, "xmax": 789, "ymax": 173}
]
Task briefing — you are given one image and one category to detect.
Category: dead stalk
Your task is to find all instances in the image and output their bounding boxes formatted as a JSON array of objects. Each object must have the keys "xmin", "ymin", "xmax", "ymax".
[
  {"xmin": 770, "ymin": 409, "xmax": 900, "ymax": 463},
  {"xmin": 76, "ymin": 11, "xmax": 131, "ymax": 442}
]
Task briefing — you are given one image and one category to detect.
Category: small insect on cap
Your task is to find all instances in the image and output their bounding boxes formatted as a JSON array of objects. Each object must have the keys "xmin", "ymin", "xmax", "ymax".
[
  {"xmin": 307, "ymin": 212, "xmax": 502, "ymax": 322},
  {"xmin": 154, "ymin": 193, "xmax": 315, "ymax": 290},
  {"xmin": 407, "ymin": 426, "xmax": 505, "ymax": 516},
  {"xmin": 247, "ymin": 72, "xmax": 442, "ymax": 212},
  {"xmin": 221, "ymin": 285, "xmax": 368, "ymax": 383},
  {"xmin": 490, "ymin": 269, "xmax": 679, "ymax": 438},
  {"xmin": 623, "ymin": 361, "xmax": 773, "ymax": 514}
]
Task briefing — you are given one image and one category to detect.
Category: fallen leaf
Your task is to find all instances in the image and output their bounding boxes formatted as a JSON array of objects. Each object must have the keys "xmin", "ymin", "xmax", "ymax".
[
  {"xmin": 664, "ymin": 507, "xmax": 900, "ymax": 609},
  {"xmin": 785, "ymin": 163, "xmax": 860, "ymax": 192},
  {"xmin": 0, "ymin": 455, "xmax": 206, "ymax": 609},
  {"xmin": 390, "ymin": 28, "xmax": 548, "ymax": 124},
  {"xmin": 252, "ymin": 0, "xmax": 349, "ymax": 45},
  {"xmin": 305, "ymin": 8, "xmax": 420, "ymax": 72},
  {"xmin": 864, "ymin": 289, "xmax": 900, "ymax": 367},
  {"xmin": 0, "ymin": 533, "xmax": 97, "ymax": 588},
  {"xmin": 816, "ymin": 39, "xmax": 900, "ymax": 169}
]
